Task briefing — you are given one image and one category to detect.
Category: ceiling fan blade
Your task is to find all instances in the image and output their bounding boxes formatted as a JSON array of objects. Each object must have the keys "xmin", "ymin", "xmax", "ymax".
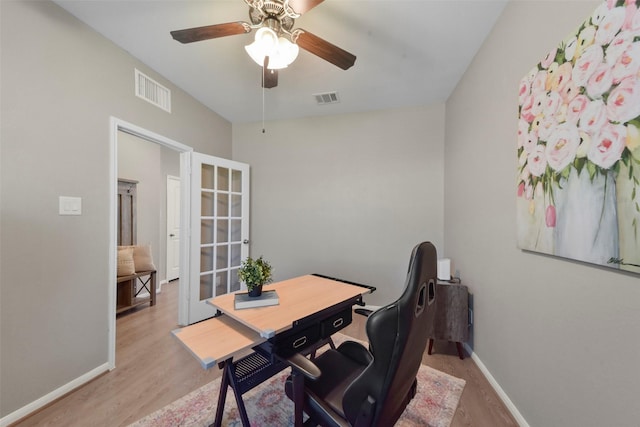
[
  {"xmin": 294, "ymin": 30, "xmax": 356, "ymax": 70},
  {"xmin": 170, "ymin": 22, "xmax": 250, "ymax": 44},
  {"xmin": 262, "ymin": 57, "xmax": 278, "ymax": 89},
  {"xmin": 287, "ymin": 0, "xmax": 324, "ymax": 15}
]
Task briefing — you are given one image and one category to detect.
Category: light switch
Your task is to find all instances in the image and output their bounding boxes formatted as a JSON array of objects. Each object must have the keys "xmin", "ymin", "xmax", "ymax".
[{"xmin": 59, "ymin": 196, "xmax": 82, "ymax": 215}]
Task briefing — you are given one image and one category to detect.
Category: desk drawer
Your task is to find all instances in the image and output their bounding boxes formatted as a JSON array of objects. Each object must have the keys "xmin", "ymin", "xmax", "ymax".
[
  {"xmin": 320, "ymin": 308, "xmax": 352, "ymax": 338},
  {"xmin": 273, "ymin": 325, "xmax": 320, "ymax": 358}
]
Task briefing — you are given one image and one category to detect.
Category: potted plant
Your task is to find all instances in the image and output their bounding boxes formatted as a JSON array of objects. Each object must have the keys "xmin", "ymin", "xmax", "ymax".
[{"xmin": 238, "ymin": 256, "xmax": 273, "ymax": 297}]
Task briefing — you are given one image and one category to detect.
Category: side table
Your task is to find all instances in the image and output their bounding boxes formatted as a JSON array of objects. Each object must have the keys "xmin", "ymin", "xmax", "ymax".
[
  {"xmin": 116, "ymin": 270, "xmax": 156, "ymax": 314},
  {"xmin": 427, "ymin": 281, "xmax": 469, "ymax": 359}
]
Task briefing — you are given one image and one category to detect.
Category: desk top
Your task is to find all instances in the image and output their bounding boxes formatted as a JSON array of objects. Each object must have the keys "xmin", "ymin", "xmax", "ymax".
[{"xmin": 209, "ymin": 274, "xmax": 370, "ymax": 338}]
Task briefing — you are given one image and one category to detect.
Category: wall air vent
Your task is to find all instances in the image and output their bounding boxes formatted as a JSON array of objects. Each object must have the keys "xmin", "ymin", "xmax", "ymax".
[
  {"xmin": 135, "ymin": 69, "xmax": 171, "ymax": 113},
  {"xmin": 314, "ymin": 91, "xmax": 340, "ymax": 105}
]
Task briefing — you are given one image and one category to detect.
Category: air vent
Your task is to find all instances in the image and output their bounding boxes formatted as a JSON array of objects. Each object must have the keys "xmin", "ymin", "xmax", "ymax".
[
  {"xmin": 314, "ymin": 91, "xmax": 340, "ymax": 105},
  {"xmin": 135, "ymin": 69, "xmax": 171, "ymax": 113}
]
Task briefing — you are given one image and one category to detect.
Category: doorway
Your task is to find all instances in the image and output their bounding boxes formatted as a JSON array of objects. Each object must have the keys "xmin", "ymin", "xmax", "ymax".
[
  {"xmin": 109, "ymin": 118, "xmax": 251, "ymax": 367},
  {"xmin": 117, "ymin": 149, "xmax": 251, "ymax": 325},
  {"xmin": 109, "ymin": 117, "xmax": 193, "ymax": 368}
]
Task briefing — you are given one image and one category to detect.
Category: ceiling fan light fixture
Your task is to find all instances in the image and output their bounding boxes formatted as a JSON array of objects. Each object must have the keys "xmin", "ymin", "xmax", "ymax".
[
  {"xmin": 245, "ymin": 29, "xmax": 299, "ymax": 70},
  {"xmin": 255, "ymin": 27, "xmax": 279, "ymax": 50},
  {"xmin": 281, "ymin": 37, "xmax": 299, "ymax": 60}
]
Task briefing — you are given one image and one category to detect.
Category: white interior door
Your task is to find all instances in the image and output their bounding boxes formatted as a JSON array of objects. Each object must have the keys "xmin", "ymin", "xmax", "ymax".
[
  {"xmin": 187, "ymin": 152, "xmax": 250, "ymax": 324},
  {"xmin": 166, "ymin": 175, "xmax": 181, "ymax": 281}
]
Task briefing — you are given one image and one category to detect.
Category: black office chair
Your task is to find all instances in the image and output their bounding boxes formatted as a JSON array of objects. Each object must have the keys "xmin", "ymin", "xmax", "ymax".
[{"xmin": 284, "ymin": 241, "xmax": 438, "ymax": 427}]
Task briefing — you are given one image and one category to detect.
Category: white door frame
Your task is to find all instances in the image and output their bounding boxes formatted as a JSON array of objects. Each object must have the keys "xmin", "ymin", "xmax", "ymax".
[
  {"xmin": 108, "ymin": 117, "xmax": 193, "ymax": 369},
  {"xmin": 166, "ymin": 175, "xmax": 181, "ymax": 282}
]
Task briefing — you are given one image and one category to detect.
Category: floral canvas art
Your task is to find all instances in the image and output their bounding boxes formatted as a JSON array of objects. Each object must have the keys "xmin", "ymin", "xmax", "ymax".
[{"xmin": 517, "ymin": 0, "xmax": 640, "ymax": 273}]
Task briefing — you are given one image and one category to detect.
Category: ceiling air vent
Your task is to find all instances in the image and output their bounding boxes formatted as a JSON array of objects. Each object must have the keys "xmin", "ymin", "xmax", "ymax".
[
  {"xmin": 135, "ymin": 69, "xmax": 171, "ymax": 113},
  {"xmin": 314, "ymin": 91, "xmax": 340, "ymax": 105}
]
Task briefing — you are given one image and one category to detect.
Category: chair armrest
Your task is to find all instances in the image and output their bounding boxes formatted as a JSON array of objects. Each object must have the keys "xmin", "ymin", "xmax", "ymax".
[
  {"xmin": 284, "ymin": 353, "xmax": 321, "ymax": 426},
  {"xmin": 354, "ymin": 308, "xmax": 373, "ymax": 317},
  {"xmin": 286, "ymin": 353, "xmax": 321, "ymax": 380}
]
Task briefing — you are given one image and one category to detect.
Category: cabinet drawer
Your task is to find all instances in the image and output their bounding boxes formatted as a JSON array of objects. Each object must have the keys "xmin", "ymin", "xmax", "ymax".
[
  {"xmin": 273, "ymin": 324, "xmax": 320, "ymax": 357},
  {"xmin": 320, "ymin": 308, "xmax": 352, "ymax": 338}
]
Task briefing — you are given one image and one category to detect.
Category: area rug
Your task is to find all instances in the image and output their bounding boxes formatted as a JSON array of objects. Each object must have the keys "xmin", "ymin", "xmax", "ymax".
[{"xmin": 130, "ymin": 334, "xmax": 465, "ymax": 427}]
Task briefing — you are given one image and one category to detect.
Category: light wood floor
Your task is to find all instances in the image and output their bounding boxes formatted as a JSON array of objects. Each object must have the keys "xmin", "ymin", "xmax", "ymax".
[{"xmin": 13, "ymin": 280, "xmax": 518, "ymax": 427}]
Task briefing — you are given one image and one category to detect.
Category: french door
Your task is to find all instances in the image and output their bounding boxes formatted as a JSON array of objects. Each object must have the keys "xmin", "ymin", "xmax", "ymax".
[{"xmin": 187, "ymin": 152, "xmax": 250, "ymax": 324}]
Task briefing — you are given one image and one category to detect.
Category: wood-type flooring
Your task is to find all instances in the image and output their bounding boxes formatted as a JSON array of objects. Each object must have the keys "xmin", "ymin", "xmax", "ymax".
[{"xmin": 12, "ymin": 280, "xmax": 519, "ymax": 427}]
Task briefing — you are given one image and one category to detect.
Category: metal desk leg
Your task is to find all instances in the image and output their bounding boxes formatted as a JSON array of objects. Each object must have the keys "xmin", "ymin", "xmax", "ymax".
[
  {"xmin": 227, "ymin": 362, "xmax": 251, "ymax": 427},
  {"xmin": 213, "ymin": 355, "xmax": 275, "ymax": 427},
  {"xmin": 213, "ymin": 361, "xmax": 230, "ymax": 427},
  {"xmin": 212, "ymin": 361, "xmax": 251, "ymax": 427}
]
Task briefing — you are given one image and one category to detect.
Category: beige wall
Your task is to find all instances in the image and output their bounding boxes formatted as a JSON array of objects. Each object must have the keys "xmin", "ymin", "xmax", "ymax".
[
  {"xmin": 232, "ymin": 106, "xmax": 445, "ymax": 305},
  {"xmin": 0, "ymin": 1, "xmax": 231, "ymax": 417},
  {"xmin": 445, "ymin": 1, "xmax": 640, "ymax": 425}
]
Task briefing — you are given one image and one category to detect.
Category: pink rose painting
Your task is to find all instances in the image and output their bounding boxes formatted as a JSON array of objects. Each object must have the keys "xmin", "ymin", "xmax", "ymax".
[{"xmin": 517, "ymin": 0, "xmax": 640, "ymax": 273}]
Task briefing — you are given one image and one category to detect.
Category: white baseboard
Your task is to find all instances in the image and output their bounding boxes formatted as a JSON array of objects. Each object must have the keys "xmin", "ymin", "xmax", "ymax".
[
  {"xmin": 463, "ymin": 343, "xmax": 529, "ymax": 427},
  {"xmin": 0, "ymin": 362, "xmax": 110, "ymax": 427}
]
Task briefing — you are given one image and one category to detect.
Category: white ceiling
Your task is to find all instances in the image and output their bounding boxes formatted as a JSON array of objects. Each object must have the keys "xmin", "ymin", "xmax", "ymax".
[{"xmin": 53, "ymin": 0, "xmax": 507, "ymax": 124}]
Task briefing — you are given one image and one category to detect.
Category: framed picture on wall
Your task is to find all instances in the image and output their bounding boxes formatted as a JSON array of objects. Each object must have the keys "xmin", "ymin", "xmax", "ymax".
[{"xmin": 517, "ymin": 0, "xmax": 640, "ymax": 274}]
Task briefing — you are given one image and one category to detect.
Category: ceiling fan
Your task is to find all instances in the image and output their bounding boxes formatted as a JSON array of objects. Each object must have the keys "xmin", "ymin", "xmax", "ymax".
[{"xmin": 170, "ymin": 0, "xmax": 357, "ymax": 89}]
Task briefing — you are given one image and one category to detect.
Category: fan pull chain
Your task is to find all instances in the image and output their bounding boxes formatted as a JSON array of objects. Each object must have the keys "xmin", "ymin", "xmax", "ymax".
[{"xmin": 261, "ymin": 60, "xmax": 266, "ymax": 134}]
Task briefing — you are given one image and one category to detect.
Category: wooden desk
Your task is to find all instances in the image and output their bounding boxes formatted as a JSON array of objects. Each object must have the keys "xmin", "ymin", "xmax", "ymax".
[
  {"xmin": 173, "ymin": 274, "xmax": 373, "ymax": 426},
  {"xmin": 209, "ymin": 275, "xmax": 369, "ymax": 338}
]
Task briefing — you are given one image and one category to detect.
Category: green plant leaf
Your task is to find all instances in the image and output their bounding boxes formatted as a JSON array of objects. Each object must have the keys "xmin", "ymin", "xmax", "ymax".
[
  {"xmin": 238, "ymin": 255, "xmax": 273, "ymax": 290},
  {"xmin": 612, "ymin": 161, "xmax": 621, "ymax": 175},
  {"xmin": 587, "ymin": 162, "xmax": 597, "ymax": 180}
]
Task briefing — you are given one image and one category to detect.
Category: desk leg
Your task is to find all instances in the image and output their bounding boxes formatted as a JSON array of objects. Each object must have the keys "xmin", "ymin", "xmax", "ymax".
[
  {"xmin": 213, "ymin": 361, "xmax": 251, "ymax": 427},
  {"xmin": 309, "ymin": 337, "xmax": 335, "ymax": 360},
  {"xmin": 228, "ymin": 362, "xmax": 251, "ymax": 427},
  {"xmin": 213, "ymin": 362, "xmax": 230, "ymax": 427}
]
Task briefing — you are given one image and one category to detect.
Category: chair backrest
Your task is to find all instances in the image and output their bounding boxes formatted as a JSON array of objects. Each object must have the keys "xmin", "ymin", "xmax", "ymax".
[{"xmin": 342, "ymin": 241, "xmax": 437, "ymax": 426}]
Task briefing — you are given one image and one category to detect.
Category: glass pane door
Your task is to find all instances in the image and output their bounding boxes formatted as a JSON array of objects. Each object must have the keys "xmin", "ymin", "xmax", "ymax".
[{"xmin": 189, "ymin": 152, "xmax": 249, "ymax": 324}]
